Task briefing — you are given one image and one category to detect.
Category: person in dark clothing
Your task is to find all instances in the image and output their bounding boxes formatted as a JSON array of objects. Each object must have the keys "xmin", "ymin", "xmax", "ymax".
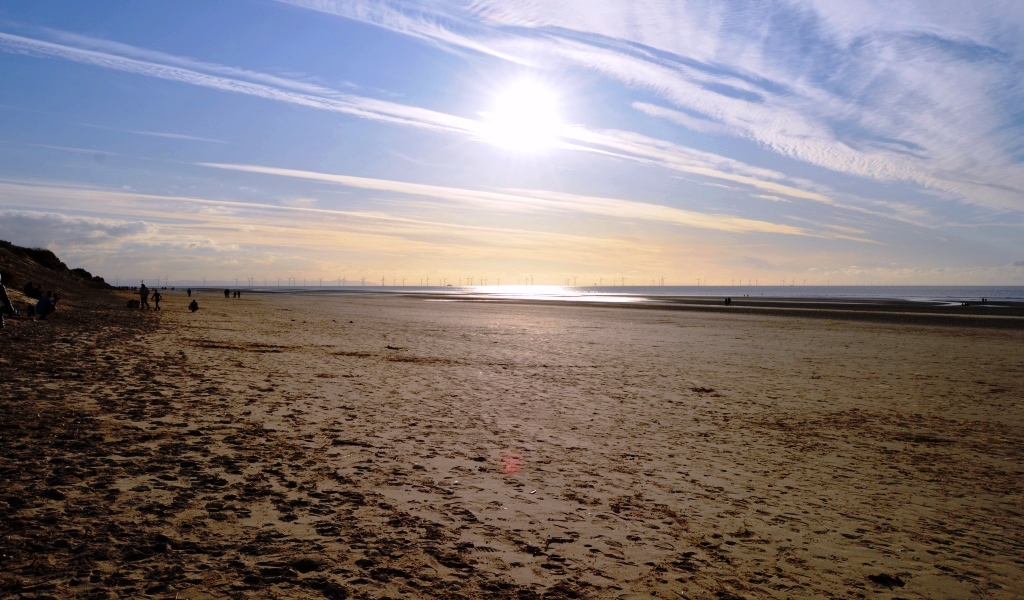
[
  {"xmin": 0, "ymin": 272, "xmax": 17, "ymax": 328},
  {"xmin": 152, "ymin": 290, "xmax": 162, "ymax": 311},
  {"xmin": 36, "ymin": 291, "xmax": 58, "ymax": 320},
  {"xmin": 188, "ymin": 299, "xmax": 199, "ymax": 313},
  {"xmin": 140, "ymin": 282, "xmax": 150, "ymax": 309},
  {"xmin": 23, "ymin": 281, "xmax": 42, "ymax": 300}
]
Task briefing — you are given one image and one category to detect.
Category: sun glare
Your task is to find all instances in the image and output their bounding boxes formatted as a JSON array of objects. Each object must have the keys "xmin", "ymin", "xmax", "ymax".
[{"xmin": 482, "ymin": 80, "xmax": 564, "ymax": 153}]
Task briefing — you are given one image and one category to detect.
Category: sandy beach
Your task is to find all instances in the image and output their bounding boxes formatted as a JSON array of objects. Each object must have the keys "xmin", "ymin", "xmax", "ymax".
[{"xmin": 2, "ymin": 289, "xmax": 1023, "ymax": 599}]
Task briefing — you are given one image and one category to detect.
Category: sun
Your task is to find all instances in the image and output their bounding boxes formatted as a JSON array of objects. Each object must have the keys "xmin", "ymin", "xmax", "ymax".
[{"xmin": 481, "ymin": 80, "xmax": 564, "ymax": 153}]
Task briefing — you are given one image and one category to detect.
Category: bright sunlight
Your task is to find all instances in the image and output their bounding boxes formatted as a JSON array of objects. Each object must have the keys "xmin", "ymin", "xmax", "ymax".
[{"xmin": 481, "ymin": 80, "xmax": 564, "ymax": 153}]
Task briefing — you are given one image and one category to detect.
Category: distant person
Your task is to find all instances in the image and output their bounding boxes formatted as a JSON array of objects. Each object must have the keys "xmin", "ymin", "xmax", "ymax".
[
  {"xmin": 224, "ymin": 288, "xmax": 230, "ymax": 298},
  {"xmin": 152, "ymin": 289, "xmax": 162, "ymax": 311},
  {"xmin": 0, "ymin": 272, "xmax": 17, "ymax": 328},
  {"xmin": 187, "ymin": 288, "xmax": 192, "ymax": 297},
  {"xmin": 188, "ymin": 299, "xmax": 199, "ymax": 313},
  {"xmin": 23, "ymin": 281, "xmax": 42, "ymax": 300},
  {"xmin": 140, "ymin": 282, "xmax": 150, "ymax": 309},
  {"xmin": 35, "ymin": 291, "xmax": 58, "ymax": 320}
]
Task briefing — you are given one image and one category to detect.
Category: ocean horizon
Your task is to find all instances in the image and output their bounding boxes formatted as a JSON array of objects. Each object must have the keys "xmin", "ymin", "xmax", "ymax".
[{"xmin": 179, "ymin": 284, "xmax": 1024, "ymax": 304}]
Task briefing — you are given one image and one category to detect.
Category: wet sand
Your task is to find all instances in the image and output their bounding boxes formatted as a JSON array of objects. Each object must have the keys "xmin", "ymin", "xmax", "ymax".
[{"xmin": 2, "ymin": 290, "xmax": 1023, "ymax": 599}]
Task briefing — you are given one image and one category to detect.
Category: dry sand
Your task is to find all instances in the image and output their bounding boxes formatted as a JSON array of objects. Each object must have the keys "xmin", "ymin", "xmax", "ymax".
[{"xmin": 2, "ymin": 290, "xmax": 1023, "ymax": 599}]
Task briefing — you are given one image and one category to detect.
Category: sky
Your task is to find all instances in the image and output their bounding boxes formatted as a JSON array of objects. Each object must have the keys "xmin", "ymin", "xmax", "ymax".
[{"xmin": 1, "ymin": 0, "xmax": 1022, "ymax": 287}]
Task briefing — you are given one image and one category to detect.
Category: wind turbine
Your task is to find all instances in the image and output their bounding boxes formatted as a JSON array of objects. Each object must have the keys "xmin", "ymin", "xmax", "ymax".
[
  {"xmin": 572, "ymin": 275, "xmax": 578, "ymax": 287},
  {"xmin": 201, "ymin": 275, "xmax": 206, "ymax": 286},
  {"xmin": 381, "ymin": 275, "xmax": 386, "ymax": 286},
  {"xmin": 319, "ymin": 277, "xmax": 323, "ymax": 287}
]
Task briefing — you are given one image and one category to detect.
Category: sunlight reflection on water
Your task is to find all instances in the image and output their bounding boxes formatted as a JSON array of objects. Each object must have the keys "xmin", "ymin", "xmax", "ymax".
[
  {"xmin": 428, "ymin": 285, "xmax": 647, "ymax": 303},
  {"xmin": 246, "ymin": 284, "xmax": 1024, "ymax": 304}
]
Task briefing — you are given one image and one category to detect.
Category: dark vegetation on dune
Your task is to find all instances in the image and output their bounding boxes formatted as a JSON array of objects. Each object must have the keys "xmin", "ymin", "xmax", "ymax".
[{"xmin": 0, "ymin": 239, "xmax": 110, "ymax": 296}]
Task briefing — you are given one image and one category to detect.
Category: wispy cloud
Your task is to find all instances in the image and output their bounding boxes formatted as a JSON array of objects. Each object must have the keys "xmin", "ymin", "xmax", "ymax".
[
  {"xmin": 631, "ymin": 102, "xmax": 731, "ymax": 137},
  {"xmin": 273, "ymin": 0, "xmax": 527, "ymax": 63},
  {"xmin": 39, "ymin": 27, "xmax": 363, "ymax": 100},
  {"xmin": 0, "ymin": 179, "xmax": 654, "ymax": 268},
  {"xmin": 285, "ymin": 1, "xmax": 1024, "ymax": 213},
  {"xmin": 0, "ymin": 102, "xmax": 225, "ymax": 144},
  {"xmin": 0, "ymin": 31, "xmax": 478, "ymax": 136},
  {"xmin": 279, "ymin": 197, "xmax": 319, "ymax": 208},
  {"xmin": 562, "ymin": 127, "xmax": 836, "ymax": 205},
  {"xmin": 0, "ymin": 28, "xmax": 848, "ymax": 211},
  {"xmin": 0, "ymin": 209, "xmax": 152, "ymax": 249},
  {"xmin": 199, "ymin": 162, "xmax": 815, "ymax": 236},
  {"xmin": 0, "ymin": 138, "xmax": 117, "ymax": 156},
  {"xmin": 79, "ymin": 123, "xmax": 226, "ymax": 144}
]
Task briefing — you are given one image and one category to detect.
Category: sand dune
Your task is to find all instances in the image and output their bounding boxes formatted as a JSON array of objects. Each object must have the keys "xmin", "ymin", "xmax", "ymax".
[{"xmin": 2, "ymin": 290, "xmax": 1022, "ymax": 598}]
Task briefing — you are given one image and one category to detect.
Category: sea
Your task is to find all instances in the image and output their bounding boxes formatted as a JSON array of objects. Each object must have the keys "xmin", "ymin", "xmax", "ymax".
[{"xmin": 213, "ymin": 285, "xmax": 1024, "ymax": 306}]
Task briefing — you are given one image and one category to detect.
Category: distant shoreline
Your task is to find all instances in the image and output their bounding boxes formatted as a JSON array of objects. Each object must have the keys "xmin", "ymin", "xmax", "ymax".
[{"xmin": 184, "ymin": 287, "xmax": 1024, "ymax": 329}]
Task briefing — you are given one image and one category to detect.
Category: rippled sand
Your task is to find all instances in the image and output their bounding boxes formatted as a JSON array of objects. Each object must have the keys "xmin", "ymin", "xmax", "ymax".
[{"xmin": 2, "ymin": 290, "xmax": 1022, "ymax": 598}]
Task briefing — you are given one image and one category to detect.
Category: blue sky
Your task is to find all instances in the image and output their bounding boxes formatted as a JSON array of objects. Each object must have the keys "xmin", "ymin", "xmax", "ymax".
[{"xmin": 1, "ymin": 0, "xmax": 1022, "ymax": 286}]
